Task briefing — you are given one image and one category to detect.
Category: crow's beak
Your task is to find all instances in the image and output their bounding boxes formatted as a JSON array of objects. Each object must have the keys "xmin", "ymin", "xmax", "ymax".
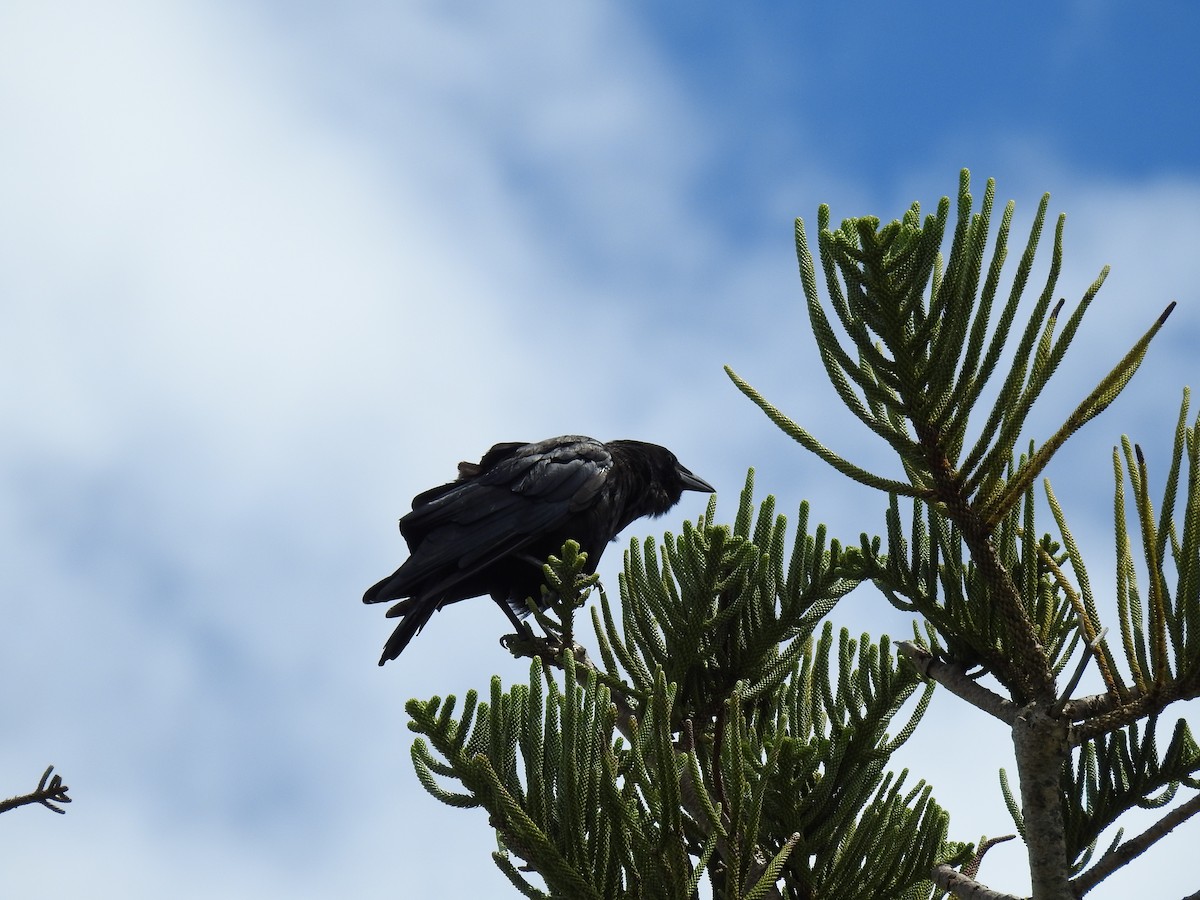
[{"xmin": 679, "ymin": 466, "xmax": 716, "ymax": 493}]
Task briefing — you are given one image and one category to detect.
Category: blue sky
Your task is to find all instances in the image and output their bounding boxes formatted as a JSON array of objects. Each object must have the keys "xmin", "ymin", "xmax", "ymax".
[{"xmin": 0, "ymin": 2, "xmax": 1197, "ymax": 898}]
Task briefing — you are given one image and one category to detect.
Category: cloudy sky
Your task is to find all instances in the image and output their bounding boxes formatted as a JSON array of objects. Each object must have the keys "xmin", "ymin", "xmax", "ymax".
[{"xmin": 1, "ymin": 2, "xmax": 1197, "ymax": 897}]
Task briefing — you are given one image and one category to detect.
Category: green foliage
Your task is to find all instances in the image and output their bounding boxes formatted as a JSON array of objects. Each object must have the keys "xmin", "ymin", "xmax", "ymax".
[
  {"xmin": 1062, "ymin": 716, "xmax": 1200, "ymax": 872},
  {"xmin": 402, "ymin": 169, "xmax": 1196, "ymax": 899},
  {"xmin": 594, "ymin": 471, "xmax": 858, "ymax": 728},
  {"xmin": 407, "ymin": 475, "xmax": 963, "ymax": 899},
  {"xmin": 728, "ymin": 170, "xmax": 1168, "ymax": 536},
  {"xmin": 855, "ymin": 463, "xmax": 1083, "ymax": 693},
  {"xmin": 1108, "ymin": 393, "xmax": 1200, "ymax": 697},
  {"xmin": 727, "ymin": 168, "xmax": 1194, "ymax": 897},
  {"xmin": 750, "ymin": 625, "xmax": 959, "ymax": 897}
]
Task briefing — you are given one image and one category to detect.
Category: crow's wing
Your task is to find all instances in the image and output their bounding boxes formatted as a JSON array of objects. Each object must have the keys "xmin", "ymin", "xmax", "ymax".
[
  {"xmin": 401, "ymin": 441, "xmax": 528, "ymax": 515},
  {"xmin": 367, "ymin": 436, "xmax": 612, "ymax": 604},
  {"xmin": 398, "ymin": 441, "xmax": 535, "ymax": 546}
]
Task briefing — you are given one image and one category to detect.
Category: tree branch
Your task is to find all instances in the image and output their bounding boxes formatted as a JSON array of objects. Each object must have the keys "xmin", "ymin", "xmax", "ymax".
[
  {"xmin": 1059, "ymin": 688, "xmax": 1131, "ymax": 722},
  {"xmin": 895, "ymin": 641, "xmax": 1017, "ymax": 724},
  {"xmin": 913, "ymin": 425, "xmax": 1056, "ymax": 704},
  {"xmin": 931, "ymin": 864, "xmax": 1023, "ymax": 899},
  {"xmin": 1071, "ymin": 790, "xmax": 1200, "ymax": 897}
]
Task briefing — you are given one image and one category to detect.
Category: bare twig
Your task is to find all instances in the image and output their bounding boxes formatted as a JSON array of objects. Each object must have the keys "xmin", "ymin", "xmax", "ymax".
[
  {"xmin": 1053, "ymin": 629, "xmax": 1108, "ymax": 717},
  {"xmin": 0, "ymin": 766, "xmax": 71, "ymax": 815},
  {"xmin": 962, "ymin": 834, "xmax": 1017, "ymax": 881}
]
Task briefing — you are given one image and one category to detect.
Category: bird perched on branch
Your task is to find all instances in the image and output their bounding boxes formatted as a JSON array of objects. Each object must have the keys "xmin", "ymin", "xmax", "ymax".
[{"xmin": 364, "ymin": 435, "xmax": 715, "ymax": 665}]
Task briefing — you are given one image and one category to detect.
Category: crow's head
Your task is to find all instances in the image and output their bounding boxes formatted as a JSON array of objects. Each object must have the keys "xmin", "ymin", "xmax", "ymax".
[{"xmin": 608, "ymin": 440, "xmax": 715, "ymax": 522}]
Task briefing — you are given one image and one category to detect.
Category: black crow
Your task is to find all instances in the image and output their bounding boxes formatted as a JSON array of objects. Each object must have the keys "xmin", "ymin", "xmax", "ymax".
[{"xmin": 364, "ymin": 435, "xmax": 715, "ymax": 665}]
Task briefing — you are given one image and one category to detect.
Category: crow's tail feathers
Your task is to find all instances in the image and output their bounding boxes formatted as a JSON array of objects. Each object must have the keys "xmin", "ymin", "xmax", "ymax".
[
  {"xmin": 377, "ymin": 597, "xmax": 437, "ymax": 665},
  {"xmin": 363, "ymin": 570, "xmax": 431, "ymax": 663},
  {"xmin": 362, "ymin": 569, "xmax": 402, "ymax": 606}
]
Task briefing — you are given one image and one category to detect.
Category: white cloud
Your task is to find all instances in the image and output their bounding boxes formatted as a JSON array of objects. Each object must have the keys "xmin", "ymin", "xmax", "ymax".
[{"xmin": 0, "ymin": 2, "xmax": 725, "ymax": 897}]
